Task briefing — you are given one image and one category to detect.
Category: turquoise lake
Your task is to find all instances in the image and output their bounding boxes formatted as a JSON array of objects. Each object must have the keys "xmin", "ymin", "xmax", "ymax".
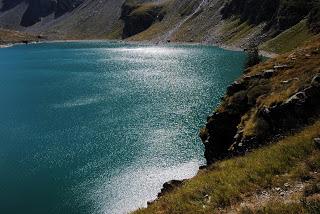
[{"xmin": 0, "ymin": 41, "xmax": 246, "ymax": 214}]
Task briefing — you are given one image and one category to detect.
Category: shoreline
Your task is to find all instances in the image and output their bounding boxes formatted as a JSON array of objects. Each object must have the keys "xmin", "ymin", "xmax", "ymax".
[{"xmin": 0, "ymin": 38, "xmax": 278, "ymax": 58}]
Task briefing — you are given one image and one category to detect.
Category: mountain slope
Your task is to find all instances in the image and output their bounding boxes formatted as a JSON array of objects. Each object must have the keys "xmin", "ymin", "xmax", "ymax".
[
  {"xmin": 126, "ymin": 0, "xmax": 320, "ymax": 52},
  {"xmin": 0, "ymin": 0, "xmax": 85, "ymax": 28},
  {"xmin": 0, "ymin": 0, "xmax": 319, "ymax": 52}
]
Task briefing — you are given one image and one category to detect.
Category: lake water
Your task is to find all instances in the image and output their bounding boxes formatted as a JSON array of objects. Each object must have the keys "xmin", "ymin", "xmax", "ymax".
[{"xmin": 0, "ymin": 41, "xmax": 246, "ymax": 214}]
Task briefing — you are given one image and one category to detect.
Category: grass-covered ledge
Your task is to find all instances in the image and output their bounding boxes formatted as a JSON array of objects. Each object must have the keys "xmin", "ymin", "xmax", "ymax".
[{"xmin": 134, "ymin": 121, "xmax": 320, "ymax": 213}]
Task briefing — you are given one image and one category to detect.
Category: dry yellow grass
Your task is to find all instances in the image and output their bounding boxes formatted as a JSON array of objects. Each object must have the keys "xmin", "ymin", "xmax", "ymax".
[
  {"xmin": 0, "ymin": 28, "xmax": 39, "ymax": 45},
  {"xmin": 223, "ymin": 36, "xmax": 320, "ymax": 137},
  {"xmin": 134, "ymin": 121, "xmax": 320, "ymax": 214}
]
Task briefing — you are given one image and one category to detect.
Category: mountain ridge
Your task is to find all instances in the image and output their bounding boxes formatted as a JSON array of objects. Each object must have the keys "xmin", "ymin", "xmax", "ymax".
[{"xmin": 0, "ymin": 0, "xmax": 319, "ymax": 53}]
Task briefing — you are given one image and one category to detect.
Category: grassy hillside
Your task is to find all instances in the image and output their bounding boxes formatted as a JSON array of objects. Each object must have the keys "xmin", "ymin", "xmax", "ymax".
[{"xmin": 134, "ymin": 121, "xmax": 320, "ymax": 214}]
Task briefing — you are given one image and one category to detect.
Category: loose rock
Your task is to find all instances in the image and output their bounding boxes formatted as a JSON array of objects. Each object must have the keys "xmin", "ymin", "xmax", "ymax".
[
  {"xmin": 274, "ymin": 64, "xmax": 289, "ymax": 70},
  {"xmin": 311, "ymin": 74, "xmax": 320, "ymax": 86},
  {"xmin": 158, "ymin": 180, "xmax": 185, "ymax": 198},
  {"xmin": 314, "ymin": 138, "xmax": 320, "ymax": 149},
  {"xmin": 263, "ymin": 69, "xmax": 275, "ymax": 78}
]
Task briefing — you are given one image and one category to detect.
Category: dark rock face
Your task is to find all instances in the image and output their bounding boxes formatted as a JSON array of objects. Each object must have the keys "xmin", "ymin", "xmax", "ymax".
[
  {"xmin": 226, "ymin": 80, "xmax": 247, "ymax": 96},
  {"xmin": 221, "ymin": 0, "xmax": 318, "ymax": 34},
  {"xmin": 0, "ymin": 0, "xmax": 24, "ymax": 11},
  {"xmin": 120, "ymin": 1, "xmax": 164, "ymax": 39},
  {"xmin": 1, "ymin": 0, "xmax": 84, "ymax": 27},
  {"xmin": 314, "ymin": 138, "xmax": 320, "ymax": 149},
  {"xmin": 157, "ymin": 180, "xmax": 185, "ymax": 198},
  {"xmin": 147, "ymin": 179, "xmax": 185, "ymax": 206},
  {"xmin": 309, "ymin": 2, "xmax": 320, "ymax": 33},
  {"xmin": 311, "ymin": 73, "xmax": 320, "ymax": 86},
  {"xmin": 260, "ymin": 82, "xmax": 320, "ymax": 131},
  {"xmin": 21, "ymin": 0, "xmax": 57, "ymax": 27},
  {"xmin": 204, "ymin": 112, "xmax": 241, "ymax": 165},
  {"xmin": 262, "ymin": 69, "xmax": 275, "ymax": 78}
]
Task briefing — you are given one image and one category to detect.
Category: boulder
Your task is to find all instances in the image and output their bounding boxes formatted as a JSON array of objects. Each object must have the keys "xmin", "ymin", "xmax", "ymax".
[
  {"xmin": 226, "ymin": 80, "xmax": 247, "ymax": 96},
  {"xmin": 314, "ymin": 138, "xmax": 320, "ymax": 149},
  {"xmin": 263, "ymin": 69, "xmax": 275, "ymax": 78},
  {"xmin": 203, "ymin": 112, "xmax": 242, "ymax": 164},
  {"xmin": 285, "ymin": 91, "xmax": 306, "ymax": 105},
  {"xmin": 281, "ymin": 78, "xmax": 299, "ymax": 84},
  {"xmin": 157, "ymin": 180, "xmax": 185, "ymax": 198},
  {"xmin": 311, "ymin": 74, "xmax": 320, "ymax": 87},
  {"xmin": 251, "ymin": 73, "xmax": 263, "ymax": 79},
  {"xmin": 243, "ymin": 75, "xmax": 251, "ymax": 81},
  {"xmin": 281, "ymin": 80, "xmax": 291, "ymax": 84},
  {"xmin": 274, "ymin": 64, "xmax": 289, "ymax": 70},
  {"xmin": 121, "ymin": 2, "xmax": 164, "ymax": 39}
]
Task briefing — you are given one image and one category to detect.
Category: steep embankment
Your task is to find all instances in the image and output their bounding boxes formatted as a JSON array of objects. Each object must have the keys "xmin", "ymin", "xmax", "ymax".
[{"xmin": 133, "ymin": 36, "xmax": 320, "ymax": 214}]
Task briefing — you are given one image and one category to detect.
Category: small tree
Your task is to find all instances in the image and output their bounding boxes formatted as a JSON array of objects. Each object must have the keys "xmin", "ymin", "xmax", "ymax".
[{"xmin": 245, "ymin": 43, "xmax": 262, "ymax": 68}]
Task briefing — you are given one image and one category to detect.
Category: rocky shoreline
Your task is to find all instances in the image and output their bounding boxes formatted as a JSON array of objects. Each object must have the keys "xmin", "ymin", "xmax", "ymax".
[{"xmin": 148, "ymin": 37, "xmax": 320, "ymax": 207}]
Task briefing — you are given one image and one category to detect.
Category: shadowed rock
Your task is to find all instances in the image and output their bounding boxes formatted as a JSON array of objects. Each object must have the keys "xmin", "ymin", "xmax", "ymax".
[
  {"xmin": 157, "ymin": 180, "xmax": 185, "ymax": 198},
  {"xmin": 120, "ymin": 1, "xmax": 165, "ymax": 39},
  {"xmin": 202, "ymin": 71, "xmax": 320, "ymax": 165}
]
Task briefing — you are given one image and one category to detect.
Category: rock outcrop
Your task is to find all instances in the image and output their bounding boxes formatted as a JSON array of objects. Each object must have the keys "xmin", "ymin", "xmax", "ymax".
[
  {"xmin": 120, "ymin": 1, "xmax": 165, "ymax": 39},
  {"xmin": 201, "ymin": 43, "xmax": 320, "ymax": 165},
  {"xmin": 221, "ymin": 0, "xmax": 320, "ymax": 34},
  {"xmin": 157, "ymin": 180, "xmax": 185, "ymax": 198}
]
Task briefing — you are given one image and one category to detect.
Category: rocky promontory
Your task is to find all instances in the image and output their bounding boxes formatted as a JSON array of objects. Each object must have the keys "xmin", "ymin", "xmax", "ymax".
[{"xmin": 201, "ymin": 38, "xmax": 320, "ymax": 164}]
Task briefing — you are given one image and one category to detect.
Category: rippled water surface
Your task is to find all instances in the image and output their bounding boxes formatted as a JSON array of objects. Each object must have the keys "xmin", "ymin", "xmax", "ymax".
[{"xmin": 0, "ymin": 41, "xmax": 246, "ymax": 214}]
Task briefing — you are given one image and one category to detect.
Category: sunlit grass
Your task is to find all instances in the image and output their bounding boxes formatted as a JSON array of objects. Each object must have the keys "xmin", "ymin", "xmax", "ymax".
[{"xmin": 134, "ymin": 120, "xmax": 320, "ymax": 213}]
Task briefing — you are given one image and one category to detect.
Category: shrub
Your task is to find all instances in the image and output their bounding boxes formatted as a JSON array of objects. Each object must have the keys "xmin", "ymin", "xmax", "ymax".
[{"xmin": 245, "ymin": 44, "xmax": 262, "ymax": 68}]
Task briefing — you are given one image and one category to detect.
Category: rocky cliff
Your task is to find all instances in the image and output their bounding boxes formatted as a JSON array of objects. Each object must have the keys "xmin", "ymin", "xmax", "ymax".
[
  {"xmin": 120, "ymin": 0, "xmax": 165, "ymax": 39},
  {"xmin": 201, "ymin": 38, "xmax": 320, "ymax": 164}
]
